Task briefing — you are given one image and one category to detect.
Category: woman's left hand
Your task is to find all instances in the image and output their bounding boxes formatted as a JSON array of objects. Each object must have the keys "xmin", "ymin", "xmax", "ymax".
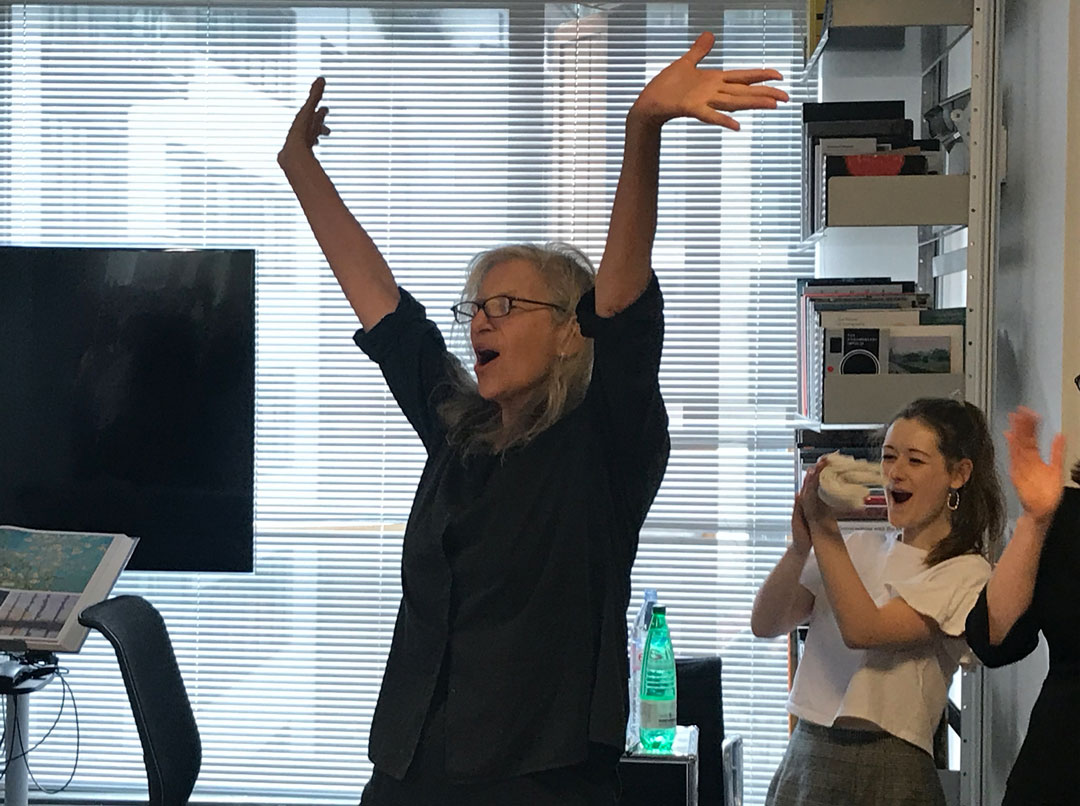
[
  {"xmin": 799, "ymin": 457, "xmax": 841, "ymax": 537},
  {"xmin": 1006, "ymin": 406, "xmax": 1066, "ymax": 524},
  {"xmin": 629, "ymin": 31, "xmax": 789, "ymax": 130},
  {"xmin": 279, "ymin": 77, "xmax": 331, "ymax": 167}
]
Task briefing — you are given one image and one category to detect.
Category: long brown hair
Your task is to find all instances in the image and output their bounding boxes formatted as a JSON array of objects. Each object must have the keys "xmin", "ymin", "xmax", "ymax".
[
  {"xmin": 437, "ymin": 242, "xmax": 596, "ymax": 455},
  {"xmin": 882, "ymin": 398, "xmax": 1005, "ymax": 566}
]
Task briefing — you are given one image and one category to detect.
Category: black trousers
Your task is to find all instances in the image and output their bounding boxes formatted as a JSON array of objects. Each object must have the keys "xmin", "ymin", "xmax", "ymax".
[{"xmin": 360, "ymin": 699, "xmax": 620, "ymax": 806}]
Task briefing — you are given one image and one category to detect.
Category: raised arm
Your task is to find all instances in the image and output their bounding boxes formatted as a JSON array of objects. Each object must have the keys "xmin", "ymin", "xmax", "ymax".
[
  {"xmin": 799, "ymin": 460, "xmax": 938, "ymax": 650},
  {"xmin": 278, "ymin": 78, "xmax": 400, "ymax": 331},
  {"xmin": 595, "ymin": 32, "xmax": 788, "ymax": 317},
  {"xmin": 984, "ymin": 407, "xmax": 1065, "ymax": 644},
  {"xmin": 751, "ymin": 496, "xmax": 815, "ymax": 638}
]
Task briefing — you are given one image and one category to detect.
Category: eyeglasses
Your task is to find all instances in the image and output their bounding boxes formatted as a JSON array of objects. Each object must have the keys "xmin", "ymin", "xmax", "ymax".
[{"xmin": 450, "ymin": 295, "xmax": 566, "ymax": 324}]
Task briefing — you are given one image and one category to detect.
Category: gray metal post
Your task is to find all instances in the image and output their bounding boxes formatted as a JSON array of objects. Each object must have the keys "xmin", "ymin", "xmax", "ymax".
[{"xmin": 4, "ymin": 692, "xmax": 30, "ymax": 806}]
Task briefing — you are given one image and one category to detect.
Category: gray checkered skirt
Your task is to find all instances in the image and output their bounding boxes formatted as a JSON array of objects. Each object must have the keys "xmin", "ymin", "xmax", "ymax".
[{"xmin": 765, "ymin": 720, "xmax": 946, "ymax": 806}]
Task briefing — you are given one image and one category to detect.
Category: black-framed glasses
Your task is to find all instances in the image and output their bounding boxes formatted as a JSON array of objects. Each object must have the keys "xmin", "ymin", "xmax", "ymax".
[{"xmin": 451, "ymin": 295, "xmax": 566, "ymax": 324}]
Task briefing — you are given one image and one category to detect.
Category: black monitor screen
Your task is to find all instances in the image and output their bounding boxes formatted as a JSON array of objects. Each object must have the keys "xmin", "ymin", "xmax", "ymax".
[{"xmin": 0, "ymin": 246, "xmax": 255, "ymax": 572}]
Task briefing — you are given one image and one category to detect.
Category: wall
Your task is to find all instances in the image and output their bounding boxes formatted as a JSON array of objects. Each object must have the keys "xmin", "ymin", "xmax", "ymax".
[
  {"xmin": 817, "ymin": 28, "xmax": 923, "ymax": 281},
  {"xmin": 1064, "ymin": 1, "xmax": 1080, "ymax": 476},
  {"xmin": 986, "ymin": 0, "xmax": 1074, "ymax": 802}
]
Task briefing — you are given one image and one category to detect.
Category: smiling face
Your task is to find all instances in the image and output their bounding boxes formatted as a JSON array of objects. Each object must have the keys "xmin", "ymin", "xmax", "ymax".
[
  {"xmin": 881, "ymin": 417, "xmax": 973, "ymax": 547},
  {"xmin": 469, "ymin": 258, "xmax": 580, "ymax": 422}
]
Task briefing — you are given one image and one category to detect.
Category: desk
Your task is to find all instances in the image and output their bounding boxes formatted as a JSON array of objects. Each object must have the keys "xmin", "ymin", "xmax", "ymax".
[
  {"xmin": 1, "ymin": 656, "xmax": 59, "ymax": 806},
  {"xmin": 619, "ymin": 725, "xmax": 699, "ymax": 806}
]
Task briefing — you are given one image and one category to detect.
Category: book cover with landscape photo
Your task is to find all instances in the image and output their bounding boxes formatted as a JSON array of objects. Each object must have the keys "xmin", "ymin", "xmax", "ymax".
[{"xmin": 0, "ymin": 526, "xmax": 137, "ymax": 653}]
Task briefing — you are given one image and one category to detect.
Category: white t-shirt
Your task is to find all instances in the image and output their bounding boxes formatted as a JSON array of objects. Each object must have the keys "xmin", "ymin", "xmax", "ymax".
[{"xmin": 788, "ymin": 529, "xmax": 991, "ymax": 755}]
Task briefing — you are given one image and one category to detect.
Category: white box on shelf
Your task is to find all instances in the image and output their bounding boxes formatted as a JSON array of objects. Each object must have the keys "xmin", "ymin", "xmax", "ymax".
[
  {"xmin": 827, "ymin": 0, "xmax": 972, "ymax": 28},
  {"xmin": 823, "ymin": 372, "xmax": 965, "ymax": 424},
  {"xmin": 826, "ymin": 174, "xmax": 970, "ymax": 227}
]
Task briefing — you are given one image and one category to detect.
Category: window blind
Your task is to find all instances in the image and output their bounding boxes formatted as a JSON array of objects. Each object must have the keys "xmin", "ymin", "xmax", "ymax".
[{"xmin": 0, "ymin": 3, "xmax": 814, "ymax": 803}]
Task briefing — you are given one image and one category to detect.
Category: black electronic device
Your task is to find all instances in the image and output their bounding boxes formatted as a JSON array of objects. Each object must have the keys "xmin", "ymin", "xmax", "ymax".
[{"xmin": 0, "ymin": 246, "xmax": 255, "ymax": 572}]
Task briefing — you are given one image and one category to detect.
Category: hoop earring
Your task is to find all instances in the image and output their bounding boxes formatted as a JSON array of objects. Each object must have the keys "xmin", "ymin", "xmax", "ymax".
[{"xmin": 947, "ymin": 488, "xmax": 961, "ymax": 511}]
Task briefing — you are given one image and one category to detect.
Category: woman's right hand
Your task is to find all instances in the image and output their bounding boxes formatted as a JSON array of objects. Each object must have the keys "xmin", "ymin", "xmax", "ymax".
[
  {"xmin": 1005, "ymin": 406, "xmax": 1066, "ymax": 524},
  {"xmin": 278, "ymin": 77, "xmax": 331, "ymax": 168},
  {"xmin": 798, "ymin": 457, "xmax": 840, "ymax": 536},
  {"xmin": 791, "ymin": 494, "xmax": 812, "ymax": 556}
]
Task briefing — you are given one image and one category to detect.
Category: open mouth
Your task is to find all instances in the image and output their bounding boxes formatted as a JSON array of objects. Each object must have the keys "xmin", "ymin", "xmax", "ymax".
[
  {"xmin": 889, "ymin": 489, "xmax": 913, "ymax": 504},
  {"xmin": 475, "ymin": 349, "xmax": 500, "ymax": 367}
]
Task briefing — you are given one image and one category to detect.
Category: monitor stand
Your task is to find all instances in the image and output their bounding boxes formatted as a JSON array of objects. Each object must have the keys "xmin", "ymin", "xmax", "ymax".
[{"xmin": 1, "ymin": 652, "xmax": 60, "ymax": 806}]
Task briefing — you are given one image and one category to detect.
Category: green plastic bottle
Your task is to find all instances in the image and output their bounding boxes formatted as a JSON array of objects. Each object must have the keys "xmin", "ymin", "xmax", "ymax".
[{"xmin": 639, "ymin": 605, "xmax": 676, "ymax": 753}]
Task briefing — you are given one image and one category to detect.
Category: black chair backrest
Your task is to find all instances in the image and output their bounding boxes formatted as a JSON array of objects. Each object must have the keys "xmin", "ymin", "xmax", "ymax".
[
  {"xmin": 675, "ymin": 655, "xmax": 725, "ymax": 805},
  {"xmin": 79, "ymin": 595, "xmax": 201, "ymax": 806}
]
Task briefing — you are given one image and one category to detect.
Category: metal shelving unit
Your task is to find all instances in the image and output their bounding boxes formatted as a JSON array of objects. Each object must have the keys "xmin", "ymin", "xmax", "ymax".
[{"xmin": 798, "ymin": 1, "xmax": 1005, "ymax": 803}]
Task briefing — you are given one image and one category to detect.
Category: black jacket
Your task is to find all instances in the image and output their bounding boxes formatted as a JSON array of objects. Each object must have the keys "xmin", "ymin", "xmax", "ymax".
[
  {"xmin": 965, "ymin": 486, "xmax": 1080, "ymax": 804},
  {"xmin": 353, "ymin": 275, "xmax": 669, "ymax": 781}
]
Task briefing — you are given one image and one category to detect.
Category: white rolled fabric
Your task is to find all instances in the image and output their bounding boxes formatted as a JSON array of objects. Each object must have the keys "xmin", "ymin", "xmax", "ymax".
[{"xmin": 817, "ymin": 452, "xmax": 884, "ymax": 511}]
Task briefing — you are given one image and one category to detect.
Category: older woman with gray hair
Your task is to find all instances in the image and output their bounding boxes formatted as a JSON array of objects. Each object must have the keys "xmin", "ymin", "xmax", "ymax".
[{"xmin": 279, "ymin": 32, "xmax": 787, "ymax": 805}]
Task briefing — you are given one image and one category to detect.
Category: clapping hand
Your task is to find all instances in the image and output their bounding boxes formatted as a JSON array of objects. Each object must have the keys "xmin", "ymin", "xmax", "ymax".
[
  {"xmin": 1005, "ymin": 407, "xmax": 1066, "ymax": 524},
  {"xmin": 791, "ymin": 494, "xmax": 813, "ymax": 555},
  {"xmin": 629, "ymin": 32, "xmax": 789, "ymax": 130},
  {"xmin": 797, "ymin": 457, "xmax": 841, "ymax": 538}
]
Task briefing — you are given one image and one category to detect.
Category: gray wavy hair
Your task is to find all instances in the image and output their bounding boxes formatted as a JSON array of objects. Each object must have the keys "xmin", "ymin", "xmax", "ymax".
[{"xmin": 438, "ymin": 242, "xmax": 596, "ymax": 455}]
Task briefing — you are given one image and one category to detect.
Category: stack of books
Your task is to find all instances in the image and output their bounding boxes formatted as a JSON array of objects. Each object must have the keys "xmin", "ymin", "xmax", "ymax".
[
  {"xmin": 802, "ymin": 100, "xmax": 944, "ymax": 239},
  {"xmin": 796, "ymin": 277, "xmax": 965, "ymax": 426}
]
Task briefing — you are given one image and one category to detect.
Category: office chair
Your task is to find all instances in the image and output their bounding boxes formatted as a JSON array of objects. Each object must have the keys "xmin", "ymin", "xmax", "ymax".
[
  {"xmin": 79, "ymin": 595, "xmax": 201, "ymax": 806},
  {"xmin": 674, "ymin": 655, "xmax": 742, "ymax": 806}
]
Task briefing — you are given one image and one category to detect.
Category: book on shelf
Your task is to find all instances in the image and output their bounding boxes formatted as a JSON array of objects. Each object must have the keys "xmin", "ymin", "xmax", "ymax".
[
  {"xmin": 795, "ymin": 277, "xmax": 966, "ymax": 424},
  {"xmin": 817, "ymin": 308, "xmax": 921, "ymax": 330},
  {"xmin": 795, "ymin": 278, "xmax": 925, "ymax": 417},
  {"xmin": 798, "ymin": 277, "xmax": 914, "ymax": 292},
  {"xmin": 813, "ymin": 137, "xmax": 937, "ymax": 224},
  {"xmin": 802, "ymin": 101, "xmax": 910, "ymax": 239},
  {"xmin": 0, "ymin": 525, "xmax": 138, "ymax": 654},
  {"xmin": 811, "ymin": 138, "xmax": 878, "ymax": 234},
  {"xmin": 822, "ymin": 323, "xmax": 964, "ymax": 377},
  {"xmin": 825, "ymin": 153, "xmax": 931, "ymax": 178},
  {"xmin": 815, "ymin": 320, "xmax": 965, "ymax": 424},
  {"xmin": 796, "ymin": 426, "xmax": 881, "ymax": 448},
  {"xmin": 802, "ymin": 100, "xmax": 907, "ymax": 124},
  {"xmin": 883, "ymin": 324, "xmax": 964, "ymax": 374},
  {"xmin": 801, "ymin": 100, "xmax": 948, "ymax": 237},
  {"xmin": 799, "ymin": 445, "xmax": 879, "ymax": 464},
  {"xmin": 835, "ymin": 505, "xmax": 891, "ymax": 522},
  {"xmin": 820, "ymin": 153, "xmax": 931, "ymax": 229}
]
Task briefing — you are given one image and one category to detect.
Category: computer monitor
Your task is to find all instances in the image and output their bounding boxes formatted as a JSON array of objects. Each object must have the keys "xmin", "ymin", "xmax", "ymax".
[{"xmin": 0, "ymin": 246, "xmax": 255, "ymax": 572}]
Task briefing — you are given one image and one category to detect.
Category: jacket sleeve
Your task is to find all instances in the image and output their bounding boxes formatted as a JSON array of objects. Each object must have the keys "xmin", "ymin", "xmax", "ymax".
[
  {"xmin": 963, "ymin": 584, "xmax": 1041, "ymax": 668},
  {"xmin": 354, "ymin": 288, "xmax": 458, "ymax": 454},
  {"xmin": 576, "ymin": 273, "xmax": 670, "ymax": 526}
]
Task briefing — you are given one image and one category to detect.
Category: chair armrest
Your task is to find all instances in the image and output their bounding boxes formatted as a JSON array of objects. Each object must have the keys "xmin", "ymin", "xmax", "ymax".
[{"xmin": 721, "ymin": 734, "xmax": 743, "ymax": 806}]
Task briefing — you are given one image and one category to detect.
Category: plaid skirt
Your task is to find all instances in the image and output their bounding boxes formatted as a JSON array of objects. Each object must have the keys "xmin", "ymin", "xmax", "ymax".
[{"xmin": 765, "ymin": 721, "xmax": 946, "ymax": 806}]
